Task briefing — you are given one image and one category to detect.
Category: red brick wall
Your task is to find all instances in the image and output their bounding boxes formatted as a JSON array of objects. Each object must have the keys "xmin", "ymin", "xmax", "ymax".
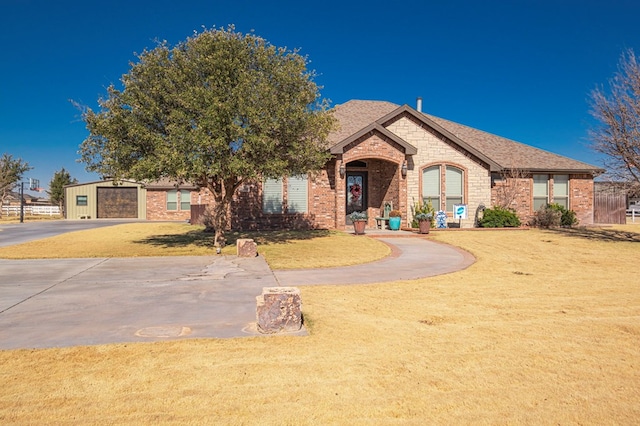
[
  {"xmin": 570, "ymin": 174, "xmax": 594, "ymax": 225},
  {"xmin": 491, "ymin": 174, "xmax": 595, "ymax": 225},
  {"xmin": 146, "ymin": 190, "xmax": 191, "ymax": 221}
]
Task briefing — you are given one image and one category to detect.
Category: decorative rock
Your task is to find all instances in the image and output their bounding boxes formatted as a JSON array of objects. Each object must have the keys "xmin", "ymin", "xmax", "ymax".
[
  {"xmin": 237, "ymin": 238, "xmax": 257, "ymax": 257},
  {"xmin": 256, "ymin": 287, "xmax": 302, "ymax": 334}
]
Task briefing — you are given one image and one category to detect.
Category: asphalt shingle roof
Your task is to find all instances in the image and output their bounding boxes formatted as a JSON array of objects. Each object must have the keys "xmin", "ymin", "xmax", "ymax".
[{"xmin": 329, "ymin": 100, "xmax": 602, "ymax": 173}]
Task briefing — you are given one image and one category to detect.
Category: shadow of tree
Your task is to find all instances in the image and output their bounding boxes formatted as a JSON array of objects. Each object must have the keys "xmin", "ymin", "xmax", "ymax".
[
  {"xmin": 135, "ymin": 229, "xmax": 333, "ymax": 248},
  {"xmin": 547, "ymin": 226, "xmax": 640, "ymax": 243}
]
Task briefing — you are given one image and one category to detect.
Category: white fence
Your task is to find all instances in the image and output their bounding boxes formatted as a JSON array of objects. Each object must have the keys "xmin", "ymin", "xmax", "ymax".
[{"xmin": 1, "ymin": 205, "xmax": 61, "ymax": 216}]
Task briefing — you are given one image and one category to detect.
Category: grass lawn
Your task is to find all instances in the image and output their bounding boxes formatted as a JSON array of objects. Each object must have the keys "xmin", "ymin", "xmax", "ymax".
[
  {"xmin": 1, "ymin": 224, "xmax": 639, "ymax": 424},
  {"xmin": 0, "ymin": 222, "xmax": 390, "ymax": 269}
]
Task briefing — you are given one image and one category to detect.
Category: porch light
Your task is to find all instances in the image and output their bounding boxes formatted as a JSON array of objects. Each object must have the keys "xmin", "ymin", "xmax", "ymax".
[
  {"xmin": 401, "ymin": 161, "xmax": 408, "ymax": 177},
  {"xmin": 339, "ymin": 161, "xmax": 345, "ymax": 178}
]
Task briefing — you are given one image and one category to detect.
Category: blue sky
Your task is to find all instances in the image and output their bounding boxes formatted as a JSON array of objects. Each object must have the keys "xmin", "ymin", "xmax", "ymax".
[{"xmin": 2, "ymin": 0, "xmax": 639, "ymax": 195}]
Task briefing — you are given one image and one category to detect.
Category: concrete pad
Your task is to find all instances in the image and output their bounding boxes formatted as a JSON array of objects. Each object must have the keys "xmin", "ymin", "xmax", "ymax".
[
  {"xmin": 0, "ymin": 256, "xmax": 278, "ymax": 350},
  {"xmin": 0, "ymin": 233, "xmax": 474, "ymax": 350}
]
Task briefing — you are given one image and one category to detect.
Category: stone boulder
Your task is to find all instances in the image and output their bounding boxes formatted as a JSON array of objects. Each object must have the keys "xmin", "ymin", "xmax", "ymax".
[{"xmin": 256, "ymin": 287, "xmax": 302, "ymax": 334}]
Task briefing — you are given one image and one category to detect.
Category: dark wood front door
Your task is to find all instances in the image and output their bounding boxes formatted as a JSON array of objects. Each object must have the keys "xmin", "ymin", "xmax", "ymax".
[{"xmin": 346, "ymin": 172, "xmax": 367, "ymax": 215}]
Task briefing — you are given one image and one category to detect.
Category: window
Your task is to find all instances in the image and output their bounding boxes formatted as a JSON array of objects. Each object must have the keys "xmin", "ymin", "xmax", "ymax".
[
  {"xmin": 422, "ymin": 166, "xmax": 440, "ymax": 209},
  {"xmin": 445, "ymin": 166, "xmax": 464, "ymax": 211},
  {"xmin": 263, "ymin": 178, "xmax": 283, "ymax": 213},
  {"xmin": 263, "ymin": 176, "xmax": 309, "ymax": 214},
  {"xmin": 287, "ymin": 175, "xmax": 308, "ymax": 213},
  {"xmin": 533, "ymin": 174, "xmax": 549, "ymax": 210},
  {"xmin": 167, "ymin": 190, "xmax": 177, "ymax": 211},
  {"xmin": 553, "ymin": 175, "xmax": 569, "ymax": 208},
  {"xmin": 76, "ymin": 195, "xmax": 87, "ymax": 206},
  {"xmin": 180, "ymin": 190, "xmax": 191, "ymax": 211}
]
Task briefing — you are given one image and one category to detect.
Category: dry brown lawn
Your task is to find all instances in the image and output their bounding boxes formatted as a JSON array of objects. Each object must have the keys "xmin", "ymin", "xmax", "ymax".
[
  {"xmin": 1, "ymin": 225, "xmax": 639, "ymax": 424},
  {"xmin": 0, "ymin": 223, "xmax": 389, "ymax": 269}
]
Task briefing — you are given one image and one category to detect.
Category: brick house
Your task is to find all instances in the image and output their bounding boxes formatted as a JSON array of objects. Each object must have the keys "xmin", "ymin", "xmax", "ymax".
[
  {"xmin": 67, "ymin": 99, "xmax": 603, "ymax": 228},
  {"xmin": 218, "ymin": 99, "xmax": 602, "ymax": 230}
]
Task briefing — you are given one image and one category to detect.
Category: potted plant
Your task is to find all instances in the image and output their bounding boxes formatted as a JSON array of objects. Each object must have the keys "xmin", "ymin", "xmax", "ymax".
[
  {"xmin": 388, "ymin": 209, "xmax": 402, "ymax": 231},
  {"xmin": 349, "ymin": 211, "xmax": 368, "ymax": 235},
  {"xmin": 414, "ymin": 212, "xmax": 432, "ymax": 234}
]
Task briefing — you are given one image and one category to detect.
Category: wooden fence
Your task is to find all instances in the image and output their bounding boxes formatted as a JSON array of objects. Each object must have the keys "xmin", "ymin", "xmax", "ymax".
[
  {"xmin": 1, "ymin": 205, "xmax": 61, "ymax": 216},
  {"xmin": 593, "ymin": 193, "xmax": 627, "ymax": 224}
]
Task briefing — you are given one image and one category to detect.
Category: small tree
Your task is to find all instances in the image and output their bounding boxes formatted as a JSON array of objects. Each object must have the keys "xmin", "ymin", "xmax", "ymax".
[
  {"xmin": 78, "ymin": 26, "xmax": 335, "ymax": 247},
  {"xmin": 589, "ymin": 49, "xmax": 640, "ymax": 189},
  {"xmin": 0, "ymin": 153, "xmax": 31, "ymax": 218},
  {"xmin": 48, "ymin": 168, "xmax": 77, "ymax": 216}
]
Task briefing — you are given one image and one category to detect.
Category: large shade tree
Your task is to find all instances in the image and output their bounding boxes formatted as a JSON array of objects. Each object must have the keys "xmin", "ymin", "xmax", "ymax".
[
  {"xmin": 0, "ymin": 153, "xmax": 31, "ymax": 218},
  {"xmin": 589, "ymin": 49, "xmax": 640, "ymax": 187},
  {"xmin": 79, "ymin": 26, "xmax": 335, "ymax": 247}
]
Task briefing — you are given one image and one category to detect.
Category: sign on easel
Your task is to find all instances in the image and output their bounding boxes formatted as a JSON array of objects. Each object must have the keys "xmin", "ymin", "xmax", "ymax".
[{"xmin": 453, "ymin": 204, "xmax": 468, "ymax": 220}]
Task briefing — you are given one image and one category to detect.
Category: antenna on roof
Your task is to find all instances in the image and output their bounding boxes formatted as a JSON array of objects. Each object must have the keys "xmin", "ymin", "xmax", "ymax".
[{"xmin": 416, "ymin": 97, "xmax": 423, "ymax": 112}]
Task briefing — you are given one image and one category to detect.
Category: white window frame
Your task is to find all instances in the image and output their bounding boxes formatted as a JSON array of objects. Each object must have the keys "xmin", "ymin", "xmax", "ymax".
[
  {"xmin": 287, "ymin": 175, "xmax": 308, "ymax": 213},
  {"xmin": 263, "ymin": 178, "xmax": 283, "ymax": 214}
]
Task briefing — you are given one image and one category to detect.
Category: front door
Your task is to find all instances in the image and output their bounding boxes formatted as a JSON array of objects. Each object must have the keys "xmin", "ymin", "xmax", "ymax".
[{"xmin": 346, "ymin": 172, "xmax": 367, "ymax": 215}]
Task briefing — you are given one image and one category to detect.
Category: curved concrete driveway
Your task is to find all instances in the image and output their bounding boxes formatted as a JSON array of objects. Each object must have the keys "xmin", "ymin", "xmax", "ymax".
[{"xmin": 0, "ymin": 231, "xmax": 474, "ymax": 350}]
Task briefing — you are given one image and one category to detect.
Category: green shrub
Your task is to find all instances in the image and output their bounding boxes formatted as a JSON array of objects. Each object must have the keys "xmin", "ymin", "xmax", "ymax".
[
  {"xmin": 549, "ymin": 203, "xmax": 578, "ymax": 226},
  {"xmin": 478, "ymin": 206, "xmax": 521, "ymax": 228},
  {"xmin": 532, "ymin": 203, "xmax": 578, "ymax": 228},
  {"xmin": 531, "ymin": 205, "xmax": 561, "ymax": 228}
]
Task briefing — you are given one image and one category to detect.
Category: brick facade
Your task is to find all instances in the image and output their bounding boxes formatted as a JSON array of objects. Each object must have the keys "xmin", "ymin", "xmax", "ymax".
[{"xmin": 143, "ymin": 105, "xmax": 597, "ymax": 229}]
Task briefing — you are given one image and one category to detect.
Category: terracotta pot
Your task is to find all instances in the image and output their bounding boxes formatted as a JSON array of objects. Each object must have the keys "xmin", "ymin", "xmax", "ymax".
[
  {"xmin": 353, "ymin": 220, "xmax": 366, "ymax": 235},
  {"xmin": 418, "ymin": 220, "xmax": 431, "ymax": 234}
]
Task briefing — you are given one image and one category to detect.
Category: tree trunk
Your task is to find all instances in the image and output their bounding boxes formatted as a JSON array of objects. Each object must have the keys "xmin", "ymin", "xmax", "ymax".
[{"xmin": 207, "ymin": 177, "xmax": 241, "ymax": 249}]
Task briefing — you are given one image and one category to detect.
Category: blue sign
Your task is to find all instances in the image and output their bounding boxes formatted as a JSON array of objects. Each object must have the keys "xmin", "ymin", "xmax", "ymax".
[{"xmin": 453, "ymin": 204, "xmax": 468, "ymax": 220}]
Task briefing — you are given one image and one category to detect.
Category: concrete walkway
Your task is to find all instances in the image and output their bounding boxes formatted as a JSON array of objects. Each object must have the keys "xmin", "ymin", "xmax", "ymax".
[{"xmin": 0, "ymin": 230, "xmax": 474, "ymax": 350}]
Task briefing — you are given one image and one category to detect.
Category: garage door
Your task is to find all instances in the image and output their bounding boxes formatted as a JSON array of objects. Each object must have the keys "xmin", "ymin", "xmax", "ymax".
[{"xmin": 97, "ymin": 187, "xmax": 138, "ymax": 218}]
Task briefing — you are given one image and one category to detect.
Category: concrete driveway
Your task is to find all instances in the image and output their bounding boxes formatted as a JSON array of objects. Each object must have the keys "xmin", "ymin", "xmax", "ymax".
[
  {"xmin": 0, "ymin": 219, "xmax": 148, "ymax": 247},
  {"xmin": 0, "ymin": 229, "xmax": 474, "ymax": 350}
]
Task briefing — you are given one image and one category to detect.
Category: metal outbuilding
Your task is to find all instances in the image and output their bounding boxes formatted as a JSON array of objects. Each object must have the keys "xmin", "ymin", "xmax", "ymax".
[{"xmin": 64, "ymin": 180, "xmax": 146, "ymax": 219}]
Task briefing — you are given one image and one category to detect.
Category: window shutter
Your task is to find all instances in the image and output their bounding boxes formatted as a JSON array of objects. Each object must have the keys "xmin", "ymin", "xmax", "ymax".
[
  {"xmin": 263, "ymin": 178, "xmax": 283, "ymax": 214},
  {"xmin": 287, "ymin": 175, "xmax": 308, "ymax": 213}
]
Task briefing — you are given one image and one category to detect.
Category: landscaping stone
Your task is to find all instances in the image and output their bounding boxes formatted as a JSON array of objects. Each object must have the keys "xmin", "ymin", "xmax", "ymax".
[
  {"xmin": 256, "ymin": 287, "xmax": 302, "ymax": 333},
  {"xmin": 237, "ymin": 238, "xmax": 257, "ymax": 257}
]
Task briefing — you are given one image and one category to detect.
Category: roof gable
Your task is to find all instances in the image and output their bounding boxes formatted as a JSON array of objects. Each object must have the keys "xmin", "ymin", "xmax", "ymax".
[{"xmin": 328, "ymin": 100, "xmax": 603, "ymax": 174}]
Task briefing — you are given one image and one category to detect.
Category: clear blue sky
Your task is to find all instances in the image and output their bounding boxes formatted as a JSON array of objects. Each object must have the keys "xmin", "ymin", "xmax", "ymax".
[{"xmin": 2, "ymin": 0, "xmax": 639, "ymax": 195}]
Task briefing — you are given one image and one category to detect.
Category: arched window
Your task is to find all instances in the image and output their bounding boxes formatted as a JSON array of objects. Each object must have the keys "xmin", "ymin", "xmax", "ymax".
[
  {"xmin": 445, "ymin": 166, "xmax": 464, "ymax": 211},
  {"xmin": 422, "ymin": 166, "xmax": 440, "ymax": 209}
]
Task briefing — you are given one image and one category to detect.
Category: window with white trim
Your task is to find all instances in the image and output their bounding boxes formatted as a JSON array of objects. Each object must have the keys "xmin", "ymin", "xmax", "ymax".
[
  {"xmin": 287, "ymin": 175, "xmax": 308, "ymax": 213},
  {"xmin": 263, "ymin": 178, "xmax": 283, "ymax": 214},
  {"xmin": 553, "ymin": 175, "xmax": 569, "ymax": 208},
  {"xmin": 422, "ymin": 166, "xmax": 440, "ymax": 209},
  {"xmin": 445, "ymin": 166, "xmax": 464, "ymax": 211},
  {"xmin": 533, "ymin": 174, "xmax": 549, "ymax": 210},
  {"xmin": 167, "ymin": 190, "xmax": 177, "ymax": 211}
]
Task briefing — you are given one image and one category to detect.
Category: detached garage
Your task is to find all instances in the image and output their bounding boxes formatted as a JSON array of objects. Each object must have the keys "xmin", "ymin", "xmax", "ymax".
[{"xmin": 65, "ymin": 180, "xmax": 146, "ymax": 219}]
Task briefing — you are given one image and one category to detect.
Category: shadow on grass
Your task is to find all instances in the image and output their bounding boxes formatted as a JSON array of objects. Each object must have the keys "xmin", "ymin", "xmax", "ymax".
[
  {"xmin": 547, "ymin": 226, "xmax": 640, "ymax": 243},
  {"xmin": 134, "ymin": 229, "xmax": 334, "ymax": 248}
]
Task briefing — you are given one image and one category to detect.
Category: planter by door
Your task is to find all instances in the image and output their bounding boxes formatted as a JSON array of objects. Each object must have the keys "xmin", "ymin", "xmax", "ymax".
[
  {"xmin": 353, "ymin": 220, "xmax": 366, "ymax": 235},
  {"xmin": 418, "ymin": 220, "xmax": 431, "ymax": 234},
  {"xmin": 389, "ymin": 216, "xmax": 401, "ymax": 231}
]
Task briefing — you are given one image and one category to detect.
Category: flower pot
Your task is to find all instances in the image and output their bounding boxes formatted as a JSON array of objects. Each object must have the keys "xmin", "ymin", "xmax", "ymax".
[
  {"xmin": 418, "ymin": 220, "xmax": 431, "ymax": 234},
  {"xmin": 389, "ymin": 216, "xmax": 401, "ymax": 231},
  {"xmin": 353, "ymin": 220, "xmax": 366, "ymax": 235}
]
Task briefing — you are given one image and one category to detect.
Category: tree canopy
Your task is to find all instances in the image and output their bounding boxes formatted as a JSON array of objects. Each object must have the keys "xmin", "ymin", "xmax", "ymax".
[
  {"xmin": 79, "ymin": 26, "xmax": 335, "ymax": 246},
  {"xmin": 48, "ymin": 168, "xmax": 77, "ymax": 215},
  {"xmin": 589, "ymin": 49, "xmax": 640, "ymax": 187},
  {"xmin": 0, "ymin": 153, "xmax": 31, "ymax": 218}
]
